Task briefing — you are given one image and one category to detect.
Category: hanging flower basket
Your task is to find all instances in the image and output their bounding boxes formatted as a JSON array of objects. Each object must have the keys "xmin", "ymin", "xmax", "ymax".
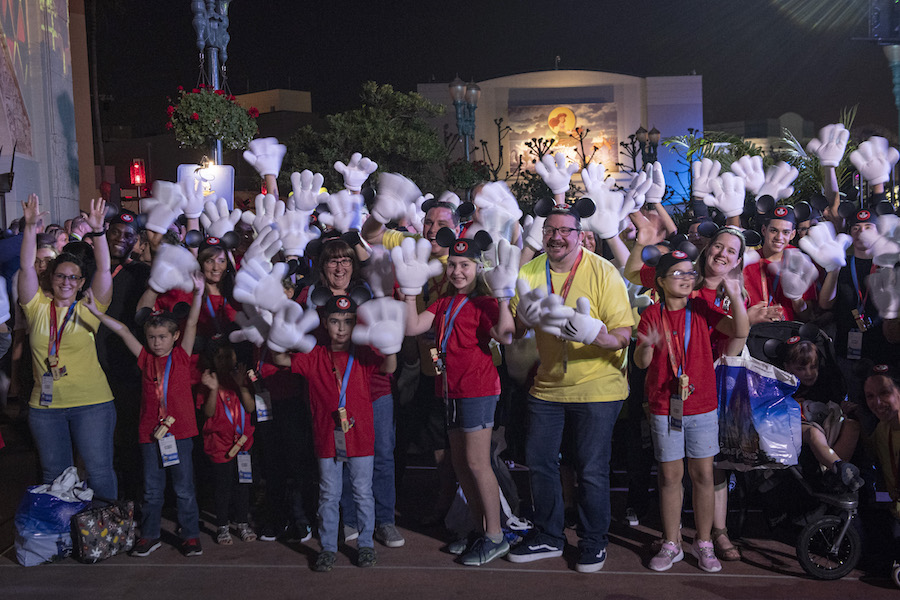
[{"xmin": 167, "ymin": 85, "xmax": 258, "ymax": 151}]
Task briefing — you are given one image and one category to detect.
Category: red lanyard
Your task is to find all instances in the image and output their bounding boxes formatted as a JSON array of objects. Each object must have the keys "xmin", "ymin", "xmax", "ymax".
[
  {"xmin": 154, "ymin": 353, "xmax": 174, "ymax": 421},
  {"xmin": 850, "ymin": 257, "xmax": 877, "ymax": 316},
  {"xmin": 545, "ymin": 249, "xmax": 584, "ymax": 300},
  {"xmin": 48, "ymin": 301, "xmax": 78, "ymax": 360},
  {"xmin": 220, "ymin": 391, "xmax": 246, "ymax": 438},
  {"xmin": 760, "ymin": 261, "xmax": 780, "ymax": 305},
  {"xmin": 660, "ymin": 300, "xmax": 692, "ymax": 379}
]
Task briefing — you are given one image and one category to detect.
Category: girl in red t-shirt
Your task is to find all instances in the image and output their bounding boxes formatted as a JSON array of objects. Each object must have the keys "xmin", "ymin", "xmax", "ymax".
[
  {"xmin": 634, "ymin": 250, "xmax": 747, "ymax": 574},
  {"xmin": 403, "ymin": 231, "xmax": 514, "ymax": 566}
]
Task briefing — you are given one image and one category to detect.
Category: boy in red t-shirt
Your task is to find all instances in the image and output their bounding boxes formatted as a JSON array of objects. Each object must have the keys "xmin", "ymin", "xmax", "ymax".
[
  {"xmin": 273, "ymin": 295, "xmax": 396, "ymax": 572},
  {"xmin": 83, "ymin": 272, "xmax": 204, "ymax": 558}
]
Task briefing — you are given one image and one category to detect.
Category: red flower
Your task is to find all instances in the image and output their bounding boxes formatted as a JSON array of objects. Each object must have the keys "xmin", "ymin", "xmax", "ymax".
[
  {"xmin": 177, "ymin": 85, "xmax": 184, "ymax": 91},
  {"xmin": 192, "ymin": 88, "xmax": 199, "ymax": 94},
  {"xmin": 228, "ymin": 95, "xmax": 236, "ymax": 101},
  {"xmin": 166, "ymin": 105, "xmax": 175, "ymax": 116},
  {"xmin": 248, "ymin": 107, "xmax": 259, "ymax": 118},
  {"xmin": 215, "ymin": 89, "xmax": 225, "ymax": 95},
  {"xmin": 165, "ymin": 122, "xmax": 173, "ymax": 130},
  {"xmin": 191, "ymin": 112, "xmax": 200, "ymax": 121}
]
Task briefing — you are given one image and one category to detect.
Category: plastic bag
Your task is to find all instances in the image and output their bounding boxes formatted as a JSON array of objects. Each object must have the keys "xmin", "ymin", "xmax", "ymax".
[
  {"xmin": 15, "ymin": 467, "xmax": 93, "ymax": 536},
  {"xmin": 714, "ymin": 354, "xmax": 802, "ymax": 471}
]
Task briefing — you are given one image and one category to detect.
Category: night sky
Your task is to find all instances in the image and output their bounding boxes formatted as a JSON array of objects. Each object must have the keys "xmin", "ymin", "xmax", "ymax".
[{"xmin": 96, "ymin": 0, "xmax": 898, "ymax": 137}]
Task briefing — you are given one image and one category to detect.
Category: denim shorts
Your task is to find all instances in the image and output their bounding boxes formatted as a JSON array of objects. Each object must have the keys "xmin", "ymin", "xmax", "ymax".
[
  {"xmin": 446, "ymin": 395, "xmax": 498, "ymax": 433},
  {"xmin": 650, "ymin": 409, "xmax": 719, "ymax": 462}
]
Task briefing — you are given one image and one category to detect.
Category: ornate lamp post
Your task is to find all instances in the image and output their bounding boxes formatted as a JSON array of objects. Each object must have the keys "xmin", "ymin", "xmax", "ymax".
[
  {"xmin": 191, "ymin": 0, "xmax": 232, "ymax": 165},
  {"xmin": 636, "ymin": 126, "xmax": 661, "ymax": 166},
  {"xmin": 449, "ymin": 77, "xmax": 481, "ymax": 161}
]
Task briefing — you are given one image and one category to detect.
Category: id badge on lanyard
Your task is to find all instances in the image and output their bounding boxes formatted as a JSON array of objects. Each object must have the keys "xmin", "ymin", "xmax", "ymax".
[
  {"xmin": 158, "ymin": 434, "xmax": 180, "ymax": 467},
  {"xmin": 237, "ymin": 452, "xmax": 252, "ymax": 483}
]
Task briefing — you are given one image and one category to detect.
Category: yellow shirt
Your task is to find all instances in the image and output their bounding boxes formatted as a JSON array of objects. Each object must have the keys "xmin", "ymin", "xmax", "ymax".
[
  {"xmin": 870, "ymin": 421, "xmax": 900, "ymax": 519},
  {"xmin": 22, "ymin": 292, "xmax": 114, "ymax": 409},
  {"xmin": 511, "ymin": 250, "xmax": 634, "ymax": 403}
]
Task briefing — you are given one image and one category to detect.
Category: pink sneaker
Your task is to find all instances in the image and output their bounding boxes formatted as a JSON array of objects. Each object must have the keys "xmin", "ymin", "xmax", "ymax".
[
  {"xmin": 649, "ymin": 540, "xmax": 684, "ymax": 571},
  {"xmin": 692, "ymin": 539, "xmax": 722, "ymax": 573}
]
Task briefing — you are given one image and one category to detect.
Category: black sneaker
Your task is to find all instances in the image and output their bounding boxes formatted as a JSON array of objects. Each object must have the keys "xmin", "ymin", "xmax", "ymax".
[
  {"xmin": 284, "ymin": 522, "xmax": 312, "ymax": 543},
  {"xmin": 181, "ymin": 538, "xmax": 203, "ymax": 557},
  {"xmin": 357, "ymin": 546, "xmax": 377, "ymax": 568},
  {"xmin": 314, "ymin": 550, "xmax": 336, "ymax": 572},
  {"xmin": 576, "ymin": 547, "xmax": 607, "ymax": 573},
  {"xmin": 131, "ymin": 537, "xmax": 161, "ymax": 557},
  {"xmin": 259, "ymin": 524, "xmax": 278, "ymax": 542},
  {"xmin": 507, "ymin": 533, "xmax": 563, "ymax": 563}
]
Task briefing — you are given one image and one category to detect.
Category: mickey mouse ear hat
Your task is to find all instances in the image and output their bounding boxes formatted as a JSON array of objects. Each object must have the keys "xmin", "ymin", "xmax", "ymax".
[
  {"xmin": 435, "ymin": 227, "xmax": 492, "ymax": 259},
  {"xmin": 533, "ymin": 196, "xmax": 596, "ymax": 220},
  {"xmin": 185, "ymin": 230, "xmax": 240, "ymax": 252},
  {"xmin": 760, "ymin": 201, "xmax": 797, "ymax": 225}
]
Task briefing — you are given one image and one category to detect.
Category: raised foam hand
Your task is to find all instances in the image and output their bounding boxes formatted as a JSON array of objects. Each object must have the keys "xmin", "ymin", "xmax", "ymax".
[
  {"xmin": 361, "ymin": 246, "xmax": 394, "ymax": 298},
  {"xmin": 229, "ymin": 305, "xmax": 273, "ymax": 347},
  {"xmin": 537, "ymin": 293, "xmax": 576, "ymax": 338},
  {"xmin": 515, "ymin": 278, "xmax": 547, "ymax": 329},
  {"xmin": 199, "ymin": 196, "xmax": 243, "ymax": 238},
  {"xmin": 276, "ymin": 210, "xmax": 320, "ymax": 257},
  {"xmin": 243, "ymin": 137, "xmax": 287, "ymax": 177},
  {"xmin": 233, "ymin": 259, "xmax": 291, "ymax": 314},
  {"xmin": 771, "ymin": 248, "xmax": 818, "ymax": 300},
  {"xmin": 868, "ymin": 266, "xmax": 900, "ymax": 319},
  {"xmin": 149, "ymin": 244, "xmax": 199, "ymax": 293},
  {"xmin": 371, "ymin": 172, "xmax": 421, "ymax": 225},
  {"xmin": 798, "ymin": 221, "xmax": 851, "ymax": 272},
  {"xmin": 180, "ymin": 174, "xmax": 207, "ymax": 219},
  {"xmin": 581, "ymin": 167, "xmax": 627, "ymax": 239},
  {"xmin": 691, "ymin": 158, "xmax": 722, "ymax": 198},
  {"xmin": 806, "ymin": 124, "xmax": 849, "ymax": 168},
  {"xmin": 405, "ymin": 194, "xmax": 432, "ymax": 233},
  {"xmin": 242, "ymin": 225, "xmax": 282, "ymax": 264},
  {"xmin": 318, "ymin": 190, "xmax": 364, "ymax": 232},
  {"xmin": 704, "ymin": 172, "xmax": 746, "ymax": 218},
  {"xmin": 619, "ymin": 267, "xmax": 652, "ymax": 309},
  {"xmin": 535, "ymin": 152, "xmax": 578, "ymax": 194},
  {"xmin": 470, "ymin": 181, "xmax": 523, "ymax": 242},
  {"xmin": 850, "ymin": 136, "xmax": 900, "ymax": 185},
  {"xmin": 643, "ymin": 161, "xmax": 666, "ymax": 204},
  {"xmin": 243, "ymin": 193, "xmax": 286, "ymax": 234},
  {"xmin": 390, "ymin": 237, "xmax": 444, "ymax": 296},
  {"xmin": 288, "ymin": 169, "xmax": 328, "ymax": 212},
  {"xmin": 756, "ymin": 161, "xmax": 798, "ymax": 201},
  {"xmin": 560, "ymin": 296, "xmax": 605, "ymax": 345},
  {"xmin": 142, "ymin": 181, "xmax": 186, "ymax": 234},
  {"xmin": 352, "ymin": 297, "xmax": 407, "ymax": 355},
  {"xmin": 623, "ymin": 169, "xmax": 652, "ymax": 213},
  {"xmin": 730, "ymin": 155, "xmax": 765, "ymax": 196},
  {"xmin": 522, "ymin": 214, "xmax": 545, "ymax": 252},
  {"xmin": 484, "ymin": 239, "xmax": 521, "ymax": 299},
  {"xmin": 267, "ymin": 302, "xmax": 320, "ymax": 354},
  {"xmin": 334, "ymin": 152, "xmax": 377, "ymax": 192}
]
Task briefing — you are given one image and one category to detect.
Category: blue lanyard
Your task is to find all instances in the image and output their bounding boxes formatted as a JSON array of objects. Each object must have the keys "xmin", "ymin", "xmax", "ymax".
[
  {"xmin": 440, "ymin": 296, "xmax": 469, "ymax": 354},
  {"xmin": 49, "ymin": 301, "xmax": 78, "ymax": 357},
  {"xmin": 661, "ymin": 299, "xmax": 692, "ymax": 377},
  {"xmin": 545, "ymin": 259, "xmax": 552, "ymax": 292},
  {"xmin": 160, "ymin": 353, "xmax": 173, "ymax": 413},
  {"xmin": 850, "ymin": 257, "xmax": 869, "ymax": 314},
  {"xmin": 205, "ymin": 296, "xmax": 226, "ymax": 332},
  {"xmin": 221, "ymin": 394, "xmax": 246, "ymax": 436},
  {"xmin": 338, "ymin": 350, "xmax": 354, "ymax": 409}
]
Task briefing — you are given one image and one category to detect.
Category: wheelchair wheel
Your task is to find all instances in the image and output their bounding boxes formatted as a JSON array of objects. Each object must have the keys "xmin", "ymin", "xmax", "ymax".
[{"xmin": 796, "ymin": 515, "xmax": 861, "ymax": 580}]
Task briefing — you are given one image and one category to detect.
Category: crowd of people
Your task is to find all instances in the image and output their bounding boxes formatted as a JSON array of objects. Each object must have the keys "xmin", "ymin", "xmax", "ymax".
[{"xmin": 3, "ymin": 126, "xmax": 900, "ymax": 581}]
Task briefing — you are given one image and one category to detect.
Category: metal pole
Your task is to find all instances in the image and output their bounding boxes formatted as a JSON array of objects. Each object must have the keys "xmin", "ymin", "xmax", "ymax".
[{"xmin": 208, "ymin": 47, "xmax": 223, "ymax": 164}]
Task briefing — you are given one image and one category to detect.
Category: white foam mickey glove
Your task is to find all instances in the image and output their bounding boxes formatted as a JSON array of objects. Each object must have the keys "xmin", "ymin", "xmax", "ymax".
[
  {"xmin": 361, "ymin": 246, "xmax": 394, "ymax": 298},
  {"xmin": 372, "ymin": 172, "xmax": 422, "ymax": 225},
  {"xmin": 583, "ymin": 176, "xmax": 628, "ymax": 240},
  {"xmin": 199, "ymin": 197, "xmax": 243, "ymax": 238},
  {"xmin": 180, "ymin": 174, "xmax": 207, "ymax": 219},
  {"xmin": 623, "ymin": 170, "xmax": 652, "ymax": 213},
  {"xmin": 537, "ymin": 293, "xmax": 576, "ymax": 338},
  {"xmin": 862, "ymin": 214, "xmax": 900, "ymax": 268},
  {"xmin": 352, "ymin": 297, "xmax": 406, "ymax": 355},
  {"xmin": 276, "ymin": 210, "xmax": 320, "ymax": 257},
  {"xmin": 581, "ymin": 163, "xmax": 612, "ymax": 200},
  {"xmin": 233, "ymin": 259, "xmax": 291, "ymax": 314},
  {"xmin": 0, "ymin": 275, "xmax": 10, "ymax": 324},
  {"xmin": 756, "ymin": 161, "xmax": 798, "ymax": 201},
  {"xmin": 334, "ymin": 152, "xmax": 377, "ymax": 192},
  {"xmin": 868, "ymin": 266, "xmax": 900, "ymax": 319},
  {"xmin": 288, "ymin": 170, "xmax": 328, "ymax": 212},
  {"xmin": 798, "ymin": 222, "xmax": 851, "ymax": 272},
  {"xmin": 806, "ymin": 124, "xmax": 849, "ymax": 168},
  {"xmin": 317, "ymin": 190, "xmax": 364, "ymax": 232},
  {"xmin": 390, "ymin": 237, "xmax": 444, "ymax": 296},
  {"xmin": 515, "ymin": 279, "xmax": 547, "ymax": 329},
  {"xmin": 744, "ymin": 248, "xmax": 761, "ymax": 268},
  {"xmin": 523, "ymin": 215, "xmax": 545, "ymax": 252},
  {"xmin": 559, "ymin": 296, "xmax": 605, "ymax": 345},
  {"xmin": 691, "ymin": 158, "xmax": 721, "ymax": 198},
  {"xmin": 242, "ymin": 226, "xmax": 282, "ymax": 265},
  {"xmin": 484, "ymin": 239, "xmax": 521, "ymax": 299},
  {"xmin": 850, "ymin": 136, "xmax": 900, "ymax": 185},
  {"xmin": 267, "ymin": 302, "xmax": 320, "ymax": 354},
  {"xmin": 243, "ymin": 193, "xmax": 286, "ymax": 234},
  {"xmin": 536, "ymin": 152, "xmax": 578, "ymax": 194},
  {"xmin": 644, "ymin": 161, "xmax": 666, "ymax": 204},
  {"xmin": 704, "ymin": 172, "xmax": 746, "ymax": 218},
  {"xmin": 142, "ymin": 181, "xmax": 186, "ymax": 234},
  {"xmin": 404, "ymin": 194, "xmax": 431, "ymax": 233},
  {"xmin": 149, "ymin": 244, "xmax": 199, "ymax": 293},
  {"xmin": 770, "ymin": 249, "xmax": 817, "ymax": 300},
  {"xmin": 243, "ymin": 137, "xmax": 287, "ymax": 177},
  {"xmin": 470, "ymin": 181, "xmax": 523, "ymax": 242},
  {"xmin": 619, "ymin": 267, "xmax": 652, "ymax": 310},
  {"xmin": 229, "ymin": 305, "xmax": 273, "ymax": 347},
  {"xmin": 730, "ymin": 155, "xmax": 766, "ymax": 196}
]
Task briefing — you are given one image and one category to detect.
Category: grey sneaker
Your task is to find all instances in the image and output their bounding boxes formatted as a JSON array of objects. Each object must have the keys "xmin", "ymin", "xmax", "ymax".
[
  {"xmin": 460, "ymin": 537, "xmax": 510, "ymax": 566},
  {"xmin": 374, "ymin": 523, "xmax": 405, "ymax": 548},
  {"xmin": 357, "ymin": 546, "xmax": 377, "ymax": 568},
  {"xmin": 343, "ymin": 524, "xmax": 359, "ymax": 542}
]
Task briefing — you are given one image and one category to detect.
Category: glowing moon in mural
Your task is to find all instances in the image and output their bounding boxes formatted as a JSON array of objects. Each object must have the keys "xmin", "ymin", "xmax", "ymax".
[{"xmin": 548, "ymin": 107, "xmax": 575, "ymax": 134}]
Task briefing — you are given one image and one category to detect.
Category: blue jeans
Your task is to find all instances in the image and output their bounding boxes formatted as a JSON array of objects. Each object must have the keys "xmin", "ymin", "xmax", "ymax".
[
  {"xmin": 140, "ymin": 438, "xmax": 200, "ymax": 540},
  {"xmin": 340, "ymin": 393, "xmax": 396, "ymax": 527},
  {"xmin": 29, "ymin": 401, "xmax": 118, "ymax": 499},
  {"xmin": 319, "ymin": 455, "xmax": 374, "ymax": 553},
  {"xmin": 525, "ymin": 395, "xmax": 623, "ymax": 552}
]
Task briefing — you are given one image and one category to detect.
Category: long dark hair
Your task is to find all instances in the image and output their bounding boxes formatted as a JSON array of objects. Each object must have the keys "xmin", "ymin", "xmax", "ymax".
[{"xmin": 198, "ymin": 246, "xmax": 236, "ymax": 302}]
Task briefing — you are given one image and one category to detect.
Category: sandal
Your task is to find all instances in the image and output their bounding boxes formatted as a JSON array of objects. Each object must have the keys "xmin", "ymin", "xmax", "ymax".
[
  {"xmin": 236, "ymin": 522, "xmax": 257, "ymax": 542},
  {"xmin": 216, "ymin": 525, "xmax": 233, "ymax": 545},
  {"xmin": 711, "ymin": 527, "xmax": 741, "ymax": 561}
]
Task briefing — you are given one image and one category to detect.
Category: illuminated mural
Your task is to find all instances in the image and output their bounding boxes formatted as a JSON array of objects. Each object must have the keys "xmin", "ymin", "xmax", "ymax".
[{"xmin": 0, "ymin": 0, "xmax": 33, "ymax": 155}]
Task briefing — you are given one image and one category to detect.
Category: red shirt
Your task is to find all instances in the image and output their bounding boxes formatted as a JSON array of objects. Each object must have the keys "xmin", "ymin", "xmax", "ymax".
[
  {"xmin": 637, "ymin": 298, "xmax": 723, "ymax": 416},
  {"xmin": 426, "ymin": 294, "xmax": 501, "ymax": 399},
  {"xmin": 692, "ymin": 287, "xmax": 750, "ymax": 360},
  {"xmin": 156, "ymin": 290, "xmax": 238, "ymax": 339},
  {"xmin": 201, "ymin": 388, "xmax": 255, "ymax": 464},
  {"xmin": 291, "ymin": 345, "xmax": 382, "ymax": 459},
  {"xmin": 742, "ymin": 253, "xmax": 816, "ymax": 322},
  {"xmin": 137, "ymin": 346, "xmax": 199, "ymax": 443}
]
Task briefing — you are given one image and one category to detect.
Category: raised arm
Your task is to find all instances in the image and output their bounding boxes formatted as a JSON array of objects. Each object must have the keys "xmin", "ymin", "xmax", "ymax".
[
  {"xmin": 403, "ymin": 294, "xmax": 435, "ymax": 336},
  {"xmin": 86, "ymin": 198, "xmax": 113, "ymax": 305},
  {"xmin": 201, "ymin": 371, "xmax": 219, "ymax": 418},
  {"xmin": 18, "ymin": 194, "xmax": 45, "ymax": 303},
  {"xmin": 83, "ymin": 290, "xmax": 143, "ymax": 357},
  {"xmin": 180, "ymin": 272, "xmax": 205, "ymax": 353},
  {"xmin": 489, "ymin": 299, "xmax": 515, "ymax": 345},
  {"xmin": 380, "ymin": 353, "xmax": 397, "ymax": 374}
]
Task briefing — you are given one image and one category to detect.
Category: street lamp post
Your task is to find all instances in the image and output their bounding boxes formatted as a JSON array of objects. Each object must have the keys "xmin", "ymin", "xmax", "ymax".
[
  {"xmin": 449, "ymin": 77, "xmax": 481, "ymax": 161},
  {"xmin": 636, "ymin": 126, "xmax": 661, "ymax": 166}
]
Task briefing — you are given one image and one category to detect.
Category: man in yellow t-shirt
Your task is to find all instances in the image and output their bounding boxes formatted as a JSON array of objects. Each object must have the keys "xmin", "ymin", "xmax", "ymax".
[{"xmin": 507, "ymin": 208, "xmax": 633, "ymax": 573}]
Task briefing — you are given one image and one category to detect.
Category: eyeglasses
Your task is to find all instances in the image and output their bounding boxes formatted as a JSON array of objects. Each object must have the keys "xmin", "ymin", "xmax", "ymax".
[
  {"xmin": 53, "ymin": 273, "xmax": 83, "ymax": 282},
  {"xmin": 542, "ymin": 226, "xmax": 581, "ymax": 237},
  {"xmin": 326, "ymin": 258, "xmax": 353, "ymax": 268},
  {"xmin": 666, "ymin": 270, "xmax": 698, "ymax": 280}
]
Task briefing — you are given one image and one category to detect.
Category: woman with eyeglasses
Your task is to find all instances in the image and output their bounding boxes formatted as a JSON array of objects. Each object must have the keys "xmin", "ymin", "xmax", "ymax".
[{"xmin": 18, "ymin": 194, "xmax": 118, "ymax": 499}]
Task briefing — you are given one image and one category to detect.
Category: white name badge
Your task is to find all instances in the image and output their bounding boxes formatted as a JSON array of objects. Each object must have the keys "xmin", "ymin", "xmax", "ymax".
[
  {"xmin": 237, "ymin": 452, "xmax": 252, "ymax": 483},
  {"xmin": 847, "ymin": 330, "xmax": 863, "ymax": 360},
  {"xmin": 255, "ymin": 391, "xmax": 271, "ymax": 422},
  {"xmin": 159, "ymin": 434, "xmax": 180, "ymax": 467},
  {"xmin": 40, "ymin": 372, "xmax": 54, "ymax": 406}
]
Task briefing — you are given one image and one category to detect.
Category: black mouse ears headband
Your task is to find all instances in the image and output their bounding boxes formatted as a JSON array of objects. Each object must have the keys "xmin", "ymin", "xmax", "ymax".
[
  {"xmin": 435, "ymin": 227, "xmax": 492, "ymax": 259},
  {"xmin": 641, "ymin": 235, "xmax": 699, "ymax": 267},
  {"xmin": 533, "ymin": 196, "xmax": 596, "ymax": 220},
  {"xmin": 185, "ymin": 230, "xmax": 240, "ymax": 252},
  {"xmin": 309, "ymin": 285, "xmax": 372, "ymax": 310},
  {"xmin": 135, "ymin": 302, "xmax": 191, "ymax": 328},
  {"xmin": 762, "ymin": 322, "xmax": 821, "ymax": 363}
]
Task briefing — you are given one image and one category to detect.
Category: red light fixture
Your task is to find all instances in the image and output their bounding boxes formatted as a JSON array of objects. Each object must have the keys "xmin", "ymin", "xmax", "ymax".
[{"xmin": 130, "ymin": 159, "xmax": 146, "ymax": 186}]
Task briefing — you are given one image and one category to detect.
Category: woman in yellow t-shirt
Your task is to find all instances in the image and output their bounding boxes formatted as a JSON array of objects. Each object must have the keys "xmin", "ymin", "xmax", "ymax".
[{"xmin": 18, "ymin": 194, "xmax": 116, "ymax": 498}]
